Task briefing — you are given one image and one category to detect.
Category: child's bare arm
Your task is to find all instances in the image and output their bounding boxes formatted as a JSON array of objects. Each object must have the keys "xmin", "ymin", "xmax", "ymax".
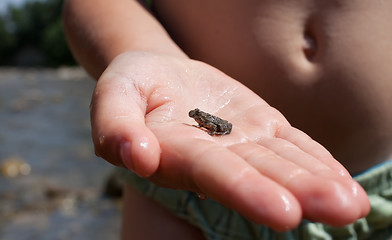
[{"xmin": 62, "ymin": 0, "xmax": 186, "ymax": 78}]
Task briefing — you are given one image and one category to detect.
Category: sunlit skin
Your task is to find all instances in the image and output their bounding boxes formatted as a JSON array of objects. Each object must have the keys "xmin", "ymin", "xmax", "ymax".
[
  {"xmin": 90, "ymin": 52, "xmax": 368, "ymax": 231},
  {"xmin": 62, "ymin": 0, "xmax": 392, "ymax": 239}
]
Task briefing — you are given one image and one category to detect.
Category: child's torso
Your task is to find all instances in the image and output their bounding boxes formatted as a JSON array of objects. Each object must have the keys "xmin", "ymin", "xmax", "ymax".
[{"xmin": 153, "ymin": 0, "xmax": 392, "ymax": 174}]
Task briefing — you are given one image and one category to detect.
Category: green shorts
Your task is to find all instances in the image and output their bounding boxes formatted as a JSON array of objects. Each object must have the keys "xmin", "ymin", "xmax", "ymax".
[{"xmin": 119, "ymin": 160, "xmax": 392, "ymax": 240}]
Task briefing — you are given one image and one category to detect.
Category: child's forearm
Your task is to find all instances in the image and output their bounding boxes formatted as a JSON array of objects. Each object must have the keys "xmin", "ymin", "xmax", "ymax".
[{"xmin": 62, "ymin": 0, "xmax": 187, "ymax": 79}]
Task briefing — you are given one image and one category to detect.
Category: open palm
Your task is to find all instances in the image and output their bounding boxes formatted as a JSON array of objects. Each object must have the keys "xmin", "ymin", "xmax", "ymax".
[{"xmin": 91, "ymin": 52, "xmax": 369, "ymax": 230}]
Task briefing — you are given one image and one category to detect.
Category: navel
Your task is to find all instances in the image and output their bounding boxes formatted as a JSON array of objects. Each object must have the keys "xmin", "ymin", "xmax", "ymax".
[{"xmin": 303, "ymin": 29, "xmax": 317, "ymax": 61}]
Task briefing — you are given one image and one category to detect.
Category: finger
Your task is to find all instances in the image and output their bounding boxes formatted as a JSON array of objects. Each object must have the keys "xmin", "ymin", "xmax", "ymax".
[
  {"xmin": 257, "ymin": 137, "xmax": 336, "ymax": 176},
  {"xmin": 230, "ymin": 143, "xmax": 366, "ymax": 226},
  {"xmin": 275, "ymin": 127, "xmax": 370, "ymax": 217},
  {"xmin": 276, "ymin": 126, "xmax": 350, "ymax": 177},
  {"xmin": 91, "ymin": 73, "xmax": 160, "ymax": 177},
  {"xmin": 153, "ymin": 137, "xmax": 302, "ymax": 231}
]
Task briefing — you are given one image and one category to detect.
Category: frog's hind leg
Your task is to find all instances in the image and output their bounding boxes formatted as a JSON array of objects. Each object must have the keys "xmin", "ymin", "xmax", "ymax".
[
  {"xmin": 210, "ymin": 131, "xmax": 227, "ymax": 136},
  {"xmin": 206, "ymin": 124, "xmax": 218, "ymax": 136}
]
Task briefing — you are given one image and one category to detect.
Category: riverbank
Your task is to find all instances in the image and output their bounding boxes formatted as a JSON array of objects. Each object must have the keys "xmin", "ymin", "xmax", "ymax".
[{"xmin": 0, "ymin": 67, "xmax": 121, "ymax": 239}]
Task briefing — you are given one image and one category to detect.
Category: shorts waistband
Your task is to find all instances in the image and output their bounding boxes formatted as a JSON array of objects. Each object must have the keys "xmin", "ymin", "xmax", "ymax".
[{"xmin": 354, "ymin": 159, "xmax": 392, "ymax": 195}]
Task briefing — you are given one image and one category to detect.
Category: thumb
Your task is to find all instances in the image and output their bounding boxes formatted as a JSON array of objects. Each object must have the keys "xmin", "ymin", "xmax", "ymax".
[{"xmin": 90, "ymin": 73, "xmax": 160, "ymax": 177}]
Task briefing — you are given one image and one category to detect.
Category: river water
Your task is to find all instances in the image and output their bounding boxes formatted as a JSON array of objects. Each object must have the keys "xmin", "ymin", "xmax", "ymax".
[{"xmin": 0, "ymin": 68, "xmax": 121, "ymax": 239}]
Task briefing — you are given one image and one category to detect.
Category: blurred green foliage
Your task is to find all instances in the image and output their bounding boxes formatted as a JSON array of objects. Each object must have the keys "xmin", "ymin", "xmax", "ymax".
[{"xmin": 0, "ymin": 0, "xmax": 75, "ymax": 66}]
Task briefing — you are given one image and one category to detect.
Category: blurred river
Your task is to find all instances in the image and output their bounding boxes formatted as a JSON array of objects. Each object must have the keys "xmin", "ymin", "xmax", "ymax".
[{"xmin": 0, "ymin": 68, "xmax": 121, "ymax": 240}]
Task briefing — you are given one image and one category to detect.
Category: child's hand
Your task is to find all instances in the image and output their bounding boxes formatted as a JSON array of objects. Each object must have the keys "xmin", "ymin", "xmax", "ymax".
[{"xmin": 90, "ymin": 52, "xmax": 370, "ymax": 231}]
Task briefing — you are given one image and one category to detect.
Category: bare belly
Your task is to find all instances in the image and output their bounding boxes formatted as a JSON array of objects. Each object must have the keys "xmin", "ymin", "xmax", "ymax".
[{"xmin": 154, "ymin": 0, "xmax": 392, "ymax": 174}]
